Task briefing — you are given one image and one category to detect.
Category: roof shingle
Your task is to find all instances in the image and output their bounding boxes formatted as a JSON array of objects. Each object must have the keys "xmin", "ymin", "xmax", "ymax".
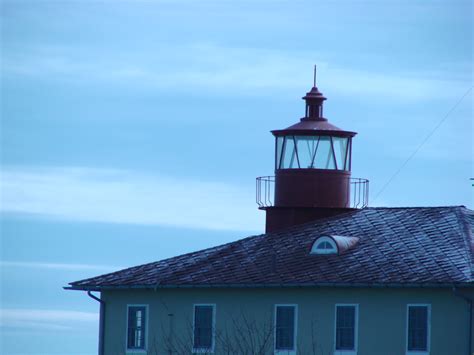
[{"xmin": 69, "ymin": 206, "xmax": 474, "ymax": 290}]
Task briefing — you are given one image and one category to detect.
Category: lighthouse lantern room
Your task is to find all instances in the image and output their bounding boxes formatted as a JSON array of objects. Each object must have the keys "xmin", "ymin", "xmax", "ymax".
[{"xmin": 257, "ymin": 67, "xmax": 368, "ymax": 233}]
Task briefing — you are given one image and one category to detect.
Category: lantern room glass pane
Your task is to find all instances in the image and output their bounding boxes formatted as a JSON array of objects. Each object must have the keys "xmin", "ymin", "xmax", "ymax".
[
  {"xmin": 276, "ymin": 136, "xmax": 284, "ymax": 169},
  {"xmin": 281, "ymin": 136, "xmax": 299, "ymax": 169},
  {"xmin": 295, "ymin": 136, "xmax": 319, "ymax": 168},
  {"xmin": 276, "ymin": 135, "xmax": 348, "ymax": 170},
  {"xmin": 346, "ymin": 140, "xmax": 350, "ymax": 170},
  {"xmin": 314, "ymin": 136, "xmax": 336, "ymax": 169},
  {"xmin": 332, "ymin": 137, "xmax": 348, "ymax": 171}
]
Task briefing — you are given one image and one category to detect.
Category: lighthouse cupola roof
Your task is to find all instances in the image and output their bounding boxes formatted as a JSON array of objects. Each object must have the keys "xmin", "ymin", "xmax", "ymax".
[
  {"xmin": 272, "ymin": 67, "xmax": 356, "ymax": 138},
  {"xmin": 302, "ymin": 85, "xmax": 327, "ymax": 109}
]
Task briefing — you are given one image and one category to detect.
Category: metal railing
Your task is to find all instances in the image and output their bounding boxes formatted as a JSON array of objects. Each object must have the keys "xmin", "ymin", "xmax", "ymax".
[
  {"xmin": 256, "ymin": 176, "xmax": 369, "ymax": 209},
  {"xmin": 256, "ymin": 176, "xmax": 276, "ymax": 208},
  {"xmin": 350, "ymin": 177, "xmax": 369, "ymax": 208}
]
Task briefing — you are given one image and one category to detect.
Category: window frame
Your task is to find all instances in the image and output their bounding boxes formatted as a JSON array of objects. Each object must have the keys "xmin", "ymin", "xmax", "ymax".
[
  {"xmin": 192, "ymin": 303, "xmax": 216, "ymax": 353},
  {"xmin": 406, "ymin": 304, "xmax": 431, "ymax": 355},
  {"xmin": 311, "ymin": 236, "xmax": 338, "ymax": 255},
  {"xmin": 274, "ymin": 304, "xmax": 298, "ymax": 355},
  {"xmin": 125, "ymin": 304, "xmax": 149, "ymax": 353},
  {"xmin": 334, "ymin": 304, "xmax": 359, "ymax": 355}
]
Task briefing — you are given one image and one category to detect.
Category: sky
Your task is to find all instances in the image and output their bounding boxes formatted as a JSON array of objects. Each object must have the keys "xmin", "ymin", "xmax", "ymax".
[{"xmin": 0, "ymin": 0, "xmax": 472, "ymax": 354}]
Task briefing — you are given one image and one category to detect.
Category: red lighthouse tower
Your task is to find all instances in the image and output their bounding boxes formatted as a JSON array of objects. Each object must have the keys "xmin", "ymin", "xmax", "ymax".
[{"xmin": 257, "ymin": 68, "xmax": 368, "ymax": 233}]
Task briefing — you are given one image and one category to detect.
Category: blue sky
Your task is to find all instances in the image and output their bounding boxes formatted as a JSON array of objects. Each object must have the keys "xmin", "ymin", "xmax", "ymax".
[{"xmin": 0, "ymin": 0, "xmax": 472, "ymax": 354}]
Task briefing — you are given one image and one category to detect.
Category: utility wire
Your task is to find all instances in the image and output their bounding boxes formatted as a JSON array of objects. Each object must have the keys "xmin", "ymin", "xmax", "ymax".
[{"xmin": 373, "ymin": 85, "xmax": 473, "ymax": 202}]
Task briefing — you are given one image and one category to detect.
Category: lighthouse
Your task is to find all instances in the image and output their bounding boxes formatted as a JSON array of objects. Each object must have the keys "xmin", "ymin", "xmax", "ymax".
[{"xmin": 257, "ymin": 68, "xmax": 369, "ymax": 232}]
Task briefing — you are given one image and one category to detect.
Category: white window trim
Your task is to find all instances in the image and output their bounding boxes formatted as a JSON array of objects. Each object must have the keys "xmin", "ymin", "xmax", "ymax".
[
  {"xmin": 192, "ymin": 303, "xmax": 216, "ymax": 354},
  {"xmin": 274, "ymin": 304, "xmax": 298, "ymax": 355},
  {"xmin": 334, "ymin": 304, "xmax": 359, "ymax": 355},
  {"xmin": 125, "ymin": 304, "xmax": 149, "ymax": 354},
  {"xmin": 311, "ymin": 236, "xmax": 338, "ymax": 255},
  {"xmin": 406, "ymin": 304, "xmax": 431, "ymax": 355}
]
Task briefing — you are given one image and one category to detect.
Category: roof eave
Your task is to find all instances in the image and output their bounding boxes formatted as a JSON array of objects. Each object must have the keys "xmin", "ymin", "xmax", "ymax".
[{"xmin": 65, "ymin": 281, "xmax": 474, "ymax": 292}]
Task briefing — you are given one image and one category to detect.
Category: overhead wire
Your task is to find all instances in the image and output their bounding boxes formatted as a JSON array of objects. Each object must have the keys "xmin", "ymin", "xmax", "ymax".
[{"xmin": 373, "ymin": 85, "xmax": 473, "ymax": 202}]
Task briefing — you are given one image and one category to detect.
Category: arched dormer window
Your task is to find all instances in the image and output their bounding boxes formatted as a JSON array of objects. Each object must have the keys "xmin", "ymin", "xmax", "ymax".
[{"xmin": 311, "ymin": 236, "xmax": 338, "ymax": 255}]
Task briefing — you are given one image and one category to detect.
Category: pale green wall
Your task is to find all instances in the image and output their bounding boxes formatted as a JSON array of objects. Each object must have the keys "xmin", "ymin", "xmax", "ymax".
[{"xmin": 101, "ymin": 287, "xmax": 473, "ymax": 355}]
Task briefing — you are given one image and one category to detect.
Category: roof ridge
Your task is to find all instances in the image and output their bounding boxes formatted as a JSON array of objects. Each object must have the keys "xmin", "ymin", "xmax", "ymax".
[
  {"xmin": 158, "ymin": 232, "xmax": 265, "ymax": 263},
  {"xmin": 264, "ymin": 206, "xmax": 471, "ymax": 236},
  {"xmin": 152, "ymin": 234, "xmax": 265, "ymax": 285},
  {"xmin": 70, "ymin": 232, "xmax": 267, "ymax": 287},
  {"xmin": 68, "ymin": 205, "xmax": 474, "ymax": 290},
  {"xmin": 266, "ymin": 209, "xmax": 362, "ymax": 236},
  {"xmin": 366, "ymin": 205, "xmax": 468, "ymax": 210},
  {"xmin": 456, "ymin": 206, "xmax": 474, "ymax": 282}
]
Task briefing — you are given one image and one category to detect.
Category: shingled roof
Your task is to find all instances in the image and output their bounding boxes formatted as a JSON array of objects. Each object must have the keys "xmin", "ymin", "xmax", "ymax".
[{"xmin": 68, "ymin": 206, "xmax": 474, "ymax": 291}]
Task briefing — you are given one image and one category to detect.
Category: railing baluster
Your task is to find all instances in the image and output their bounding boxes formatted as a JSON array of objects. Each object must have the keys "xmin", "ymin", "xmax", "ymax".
[
  {"xmin": 365, "ymin": 181, "xmax": 369, "ymax": 207},
  {"xmin": 358, "ymin": 180, "xmax": 362, "ymax": 208},
  {"xmin": 265, "ymin": 178, "xmax": 269, "ymax": 206},
  {"xmin": 353, "ymin": 180, "xmax": 356, "ymax": 208},
  {"xmin": 256, "ymin": 178, "xmax": 259, "ymax": 207}
]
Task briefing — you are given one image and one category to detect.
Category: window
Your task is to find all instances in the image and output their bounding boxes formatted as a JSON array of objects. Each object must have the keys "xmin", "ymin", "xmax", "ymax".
[
  {"xmin": 276, "ymin": 136, "xmax": 284, "ymax": 170},
  {"xmin": 313, "ymin": 136, "xmax": 336, "ymax": 169},
  {"xmin": 318, "ymin": 241, "xmax": 334, "ymax": 250},
  {"xmin": 281, "ymin": 136, "xmax": 299, "ymax": 169},
  {"xmin": 127, "ymin": 305, "xmax": 147, "ymax": 351},
  {"xmin": 295, "ymin": 135, "xmax": 319, "ymax": 168},
  {"xmin": 332, "ymin": 137, "xmax": 349, "ymax": 170},
  {"xmin": 407, "ymin": 304, "xmax": 430, "ymax": 354},
  {"xmin": 311, "ymin": 236, "xmax": 338, "ymax": 255},
  {"xmin": 275, "ymin": 135, "xmax": 351, "ymax": 171},
  {"xmin": 274, "ymin": 304, "xmax": 297, "ymax": 354},
  {"xmin": 335, "ymin": 304, "xmax": 358, "ymax": 354},
  {"xmin": 193, "ymin": 304, "xmax": 215, "ymax": 352}
]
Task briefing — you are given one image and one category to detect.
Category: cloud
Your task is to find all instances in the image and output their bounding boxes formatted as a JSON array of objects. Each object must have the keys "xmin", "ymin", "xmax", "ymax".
[
  {"xmin": 0, "ymin": 261, "xmax": 122, "ymax": 272},
  {"xmin": 2, "ymin": 42, "xmax": 469, "ymax": 101},
  {"xmin": 0, "ymin": 309, "xmax": 98, "ymax": 331},
  {"xmin": 0, "ymin": 166, "xmax": 262, "ymax": 231}
]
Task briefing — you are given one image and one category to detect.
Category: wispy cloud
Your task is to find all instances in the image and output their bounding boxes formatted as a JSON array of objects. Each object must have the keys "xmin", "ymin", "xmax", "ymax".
[
  {"xmin": 0, "ymin": 261, "xmax": 122, "ymax": 272},
  {"xmin": 3, "ymin": 43, "xmax": 469, "ymax": 101},
  {"xmin": 0, "ymin": 166, "xmax": 262, "ymax": 231},
  {"xmin": 0, "ymin": 309, "xmax": 98, "ymax": 331}
]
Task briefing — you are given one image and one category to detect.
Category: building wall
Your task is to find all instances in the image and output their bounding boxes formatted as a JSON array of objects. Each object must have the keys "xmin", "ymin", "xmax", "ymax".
[{"xmin": 101, "ymin": 287, "xmax": 473, "ymax": 355}]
